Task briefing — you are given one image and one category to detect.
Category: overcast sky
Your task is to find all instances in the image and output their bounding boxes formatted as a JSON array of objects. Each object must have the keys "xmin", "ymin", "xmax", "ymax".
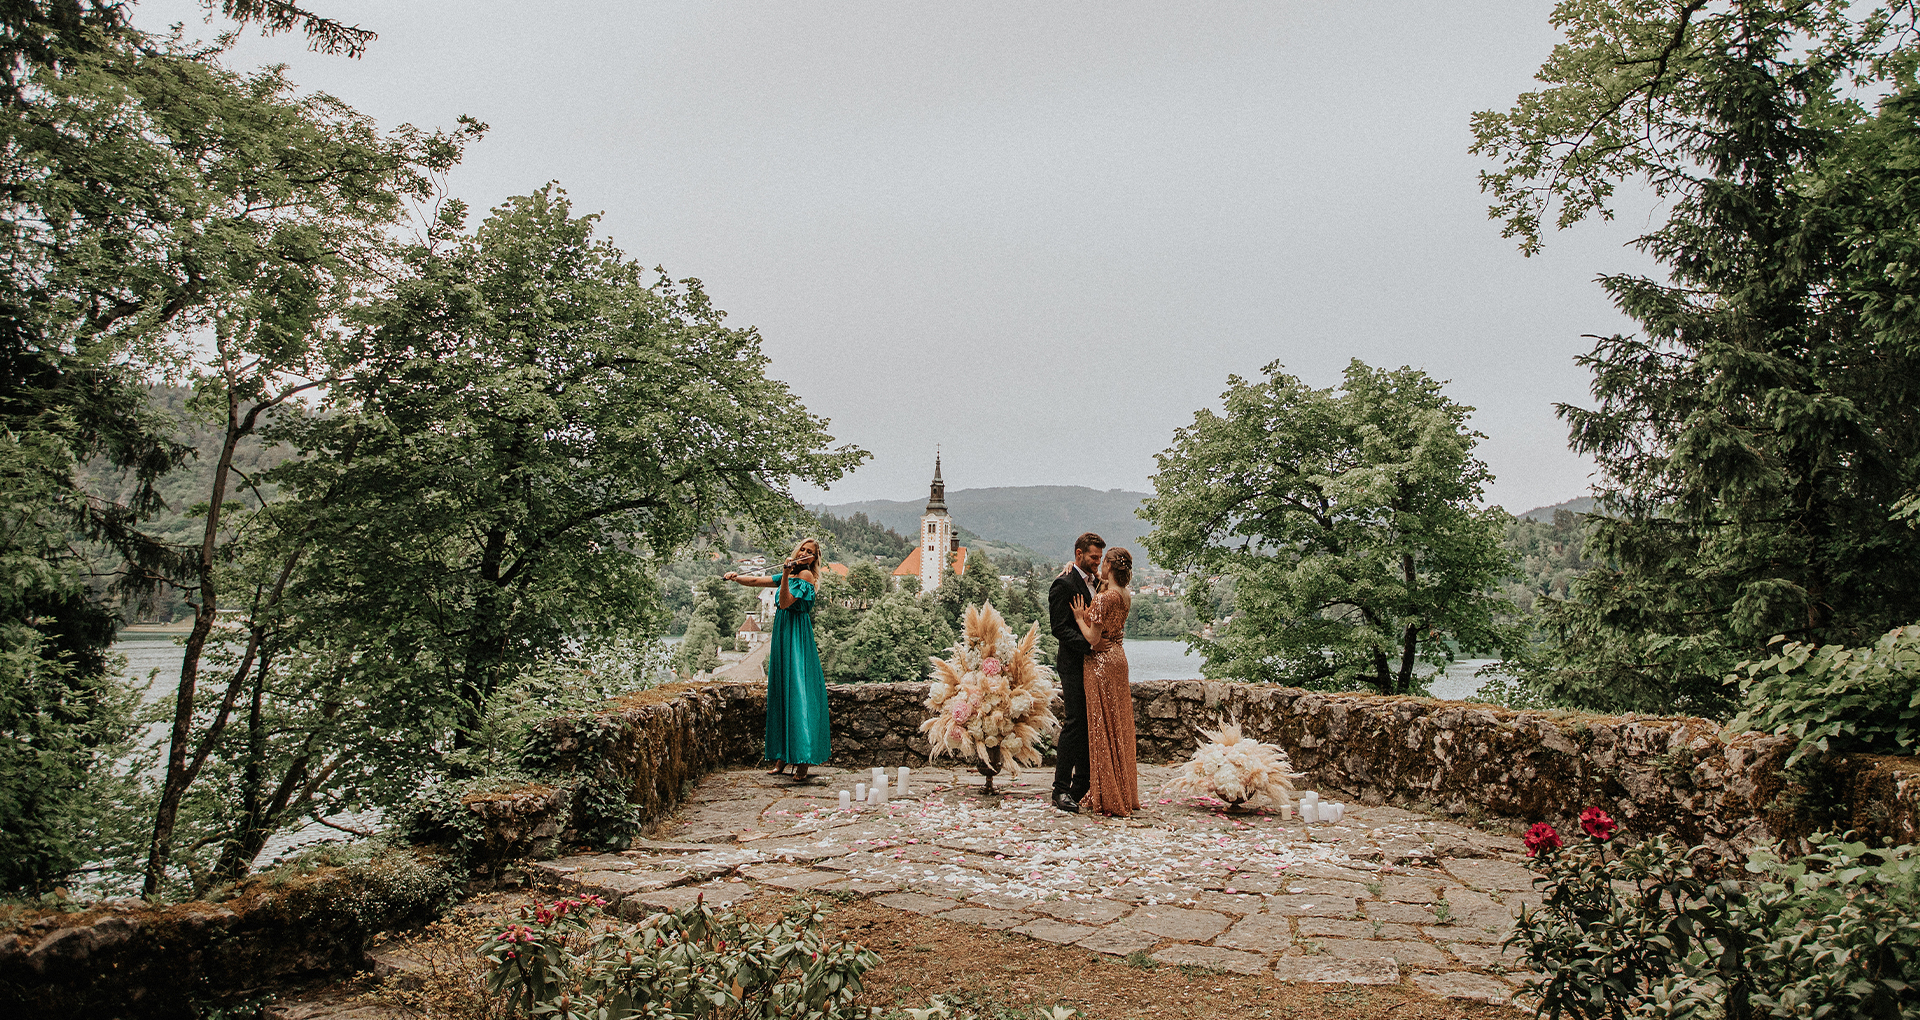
[{"xmin": 140, "ymin": 0, "xmax": 1663, "ymax": 514}]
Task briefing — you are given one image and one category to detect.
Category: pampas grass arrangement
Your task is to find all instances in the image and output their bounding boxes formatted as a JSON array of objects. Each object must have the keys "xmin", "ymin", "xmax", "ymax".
[
  {"xmin": 1162, "ymin": 722, "xmax": 1299, "ymax": 810},
  {"xmin": 920, "ymin": 603, "xmax": 1058, "ymax": 793}
]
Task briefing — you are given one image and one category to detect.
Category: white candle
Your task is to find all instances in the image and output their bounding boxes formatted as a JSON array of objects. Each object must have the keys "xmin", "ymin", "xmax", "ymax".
[
  {"xmin": 896, "ymin": 767, "xmax": 911, "ymax": 797},
  {"xmin": 854, "ymin": 783, "xmax": 866, "ymax": 802},
  {"xmin": 1331, "ymin": 802, "xmax": 1346, "ymax": 822},
  {"xmin": 874, "ymin": 783, "xmax": 889, "ymax": 805},
  {"xmin": 838, "ymin": 790, "xmax": 851, "ymax": 810},
  {"xmin": 1300, "ymin": 801, "xmax": 1319, "ymax": 823},
  {"xmin": 871, "ymin": 767, "xmax": 886, "ymax": 792}
]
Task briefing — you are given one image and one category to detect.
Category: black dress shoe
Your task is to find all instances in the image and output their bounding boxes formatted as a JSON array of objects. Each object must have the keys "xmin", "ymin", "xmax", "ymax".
[{"xmin": 1051, "ymin": 792, "xmax": 1080, "ymax": 813}]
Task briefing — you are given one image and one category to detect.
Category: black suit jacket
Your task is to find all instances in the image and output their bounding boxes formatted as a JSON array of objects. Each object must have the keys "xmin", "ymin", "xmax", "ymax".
[{"xmin": 1049, "ymin": 567, "xmax": 1094, "ymax": 679}]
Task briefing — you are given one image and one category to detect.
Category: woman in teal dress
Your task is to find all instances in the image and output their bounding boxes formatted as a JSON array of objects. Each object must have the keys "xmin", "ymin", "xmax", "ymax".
[{"xmin": 724, "ymin": 538, "xmax": 831, "ymax": 779}]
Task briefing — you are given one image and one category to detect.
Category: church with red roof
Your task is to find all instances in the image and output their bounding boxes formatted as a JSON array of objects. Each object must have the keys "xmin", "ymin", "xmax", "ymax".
[{"xmin": 893, "ymin": 454, "xmax": 967, "ymax": 591}]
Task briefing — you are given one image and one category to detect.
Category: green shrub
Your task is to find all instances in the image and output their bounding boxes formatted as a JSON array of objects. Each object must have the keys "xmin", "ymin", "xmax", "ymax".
[
  {"xmin": 481, "ymin": 895, "xmax": 880, "ymax": 1019},
  {"xmin": 1728, "ymin": 623, "xmax": 1920, "ymax": 767},
  {"xmin": 397, "ymin": 771, "xmax": 544, "ymax": 866},
  {"xmin": 521, "ymin": 713, "xmax": 642, "ymax": 851},
  {"xmin": 1509, "ymin": 811, "xmax": 1920, "ymax": 1019}
]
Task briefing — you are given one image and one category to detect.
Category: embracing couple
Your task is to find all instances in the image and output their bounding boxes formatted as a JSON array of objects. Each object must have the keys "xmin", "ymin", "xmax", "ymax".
[{"xmin": 1048, "ymin": 531, "xmax": 1139, "ymax": 817}]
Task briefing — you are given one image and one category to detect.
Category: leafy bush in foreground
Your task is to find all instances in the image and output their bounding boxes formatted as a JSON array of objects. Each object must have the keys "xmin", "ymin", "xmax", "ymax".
[
  {"xmin": 1509, "ymin": 811, "xmax": 1919, "ymax": 1019},
  {"xmin": 1728, "ymin": 623, "xmax": 1920, "ymax": 768},
  {"xmin": 482, "ymin": 896, "xmax": 879, "ymax": 1019}
]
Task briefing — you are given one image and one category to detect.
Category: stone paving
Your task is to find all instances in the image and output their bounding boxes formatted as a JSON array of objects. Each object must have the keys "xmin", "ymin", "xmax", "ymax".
[{"xmin": 528, "ymin": 764, "xmax": 1542, "ymax": 1005}]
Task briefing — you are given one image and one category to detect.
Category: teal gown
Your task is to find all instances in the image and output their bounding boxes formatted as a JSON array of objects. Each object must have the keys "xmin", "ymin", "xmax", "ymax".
[{"xmin": 766, "ymin": 576, "xmax": 831, "ymax": 765}]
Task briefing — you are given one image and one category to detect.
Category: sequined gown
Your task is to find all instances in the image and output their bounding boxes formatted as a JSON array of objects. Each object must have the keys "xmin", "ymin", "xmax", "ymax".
[
  {"xmin": 1081, "ymin": 587, "xmax": 1139, "ymax": 816},
  {"xmin": 766, "ymin": 576, "xmax": 831, "ymax": 765}
]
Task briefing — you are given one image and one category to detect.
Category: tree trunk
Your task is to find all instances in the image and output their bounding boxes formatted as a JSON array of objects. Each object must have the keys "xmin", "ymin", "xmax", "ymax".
[
  {"xmin": 143, "ymin": 390, "xmax": 245, "ymax": 895},
  {"xmin": 454, "ymin": 526, "xmax": 511, "ymax": 753},
  {"xmin": 1396, "ymin": 552, "xmax": 1420, "ymax": 694}
]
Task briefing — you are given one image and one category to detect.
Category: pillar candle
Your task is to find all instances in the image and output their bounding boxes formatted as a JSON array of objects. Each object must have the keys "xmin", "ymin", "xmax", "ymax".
[
  {"xmin": 896, "ymin": 767, "xmax": 911, "ymax": 797},
  {"xmin": 871, "ymin": 767, "xmax": 886, "ymax": 792},
  {"xmin": 838, "ymin": 790, "xmax": 851, "ymax": 810},
  {"xmin": 854, "ymin": 783, "xmax": 866, "ymax": 802}
]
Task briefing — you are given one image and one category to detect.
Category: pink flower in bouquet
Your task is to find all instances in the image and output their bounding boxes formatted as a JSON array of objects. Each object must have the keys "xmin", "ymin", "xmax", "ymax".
[
  {"xmin": 982, "ymin": 657, "xmax": 1003, "ymax": 676},
  {"xmin": 1580, "ymin": 807, "xmax": 1618, "ymax": 841},
  {"xmin": 1523, "ymin": 822, "xmax": 1562, "ymax": 857},
  {"xmin": 952, "ymin": 700, "xmax": 972, "ymax": 723}
]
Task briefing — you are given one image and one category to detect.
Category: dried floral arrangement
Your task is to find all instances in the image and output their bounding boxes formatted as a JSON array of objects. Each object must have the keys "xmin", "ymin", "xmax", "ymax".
[
  {"xmin": 1161, "ymin": 721, "xmax": 1299, "ymax": 810},
  {"xmin": 920, "ymin": 603, "xmax": 1058, "ymax": 793}
]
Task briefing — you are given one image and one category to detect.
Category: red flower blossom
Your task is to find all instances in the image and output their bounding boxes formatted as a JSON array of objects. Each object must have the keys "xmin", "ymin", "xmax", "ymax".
[
  {"xmin": 1580, "ymin": 807, "xmax": 1618, "ymax": 841},
  {"xmin": 1524, "ymin": 822, "xmax": 1562, "ymax": 857}
]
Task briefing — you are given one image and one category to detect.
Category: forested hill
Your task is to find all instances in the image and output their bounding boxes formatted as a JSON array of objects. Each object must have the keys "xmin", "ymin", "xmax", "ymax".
[
  {"xmin": 811, "ymin": 486, "xmax": 1153, "ymax": 567},
  {"xmin": 1518, "ymin": 496, "xmax": 1596, "ymax": 522}
]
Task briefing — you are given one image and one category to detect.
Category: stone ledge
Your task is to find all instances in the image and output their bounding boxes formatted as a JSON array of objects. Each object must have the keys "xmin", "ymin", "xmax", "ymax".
[{"xmin": 0, "ymin": 848, "xmax": 456, "ymax": 1019}]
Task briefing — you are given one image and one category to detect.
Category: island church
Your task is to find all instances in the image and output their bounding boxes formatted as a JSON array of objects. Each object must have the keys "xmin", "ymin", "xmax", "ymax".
[{"xmin": 892, "ymin": 455, "xmax": 967, "ymax": 591}]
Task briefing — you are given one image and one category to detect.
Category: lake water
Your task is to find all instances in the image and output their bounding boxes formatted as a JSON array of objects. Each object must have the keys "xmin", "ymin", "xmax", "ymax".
[
  {"xmin": 1124, "ymin": 639, "xmax": 1503, "ymax": 700},
  {"xmin": 112, "ymin": 633, "xmax": 380, "ymax": 869}
]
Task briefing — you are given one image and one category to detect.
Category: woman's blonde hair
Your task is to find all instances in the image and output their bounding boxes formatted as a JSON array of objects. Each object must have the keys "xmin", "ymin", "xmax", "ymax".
[{"xmin": 793, "ymin": 538, "xmax": 821, "ymax": 568}]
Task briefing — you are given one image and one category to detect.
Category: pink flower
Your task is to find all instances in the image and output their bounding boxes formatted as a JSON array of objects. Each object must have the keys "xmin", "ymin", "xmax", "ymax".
[
  {"xmin": 982, "ymin": 658, "xmax": 1003, "ymax": 676},
  {"xmin": 1524, "ymin": 822, "xmax": 1562, "ymax": 857},
  {"xmin": 952, "ymin": 701, "xmax": 971, "ymax": 723},
  {"xmin": 1580, "ymin": 807, "xmax": 1618, "ymax": 842}
]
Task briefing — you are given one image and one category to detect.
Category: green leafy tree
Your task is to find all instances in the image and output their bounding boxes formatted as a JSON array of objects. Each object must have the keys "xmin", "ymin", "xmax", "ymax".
[
  {"xmin": 674, "ymin": 617, "xmax": 724, "ymax": 678},
  {"xmin": 266, "ymin": 186, "xmax": 863, "ymax": 786},
  {"xmin": 694, "ymin": 576, "xmax": 746, "ymax": 637},
  {"xmin": 1473, "ymin": 0, "xmax": 1920, "ymax": 716},
  {"xmin": 0, "ymin": 433, "xmax": 143, "ymax": 894},
  {"xmin": 1498, "ymin": 510, "xmax": 1597, "ymax": 617},
  {"xmin": 1125, "ymin": 593, "xmax": 1199, "ymax": 641},
  {"xmin": 127, "ymin": 58, "xmax": 476, "ymax": 899},
  {"xmin": 0, "ymin": 1, "xmax": 479, "ymax": 894},
  {"xmin": 934, "ymin": 548, "xmax": 1003, "ymax": 630},
  {"xmin": 846, "ymin": 561, "xmax": 888, "ymax": 604},
  {"xmin": 1141, "ymin": 360, "xmax": 1513, "ymax": 694},
  {"xmin": 826, "ymin": 590, "xmax": 953, "ymax": 683}
]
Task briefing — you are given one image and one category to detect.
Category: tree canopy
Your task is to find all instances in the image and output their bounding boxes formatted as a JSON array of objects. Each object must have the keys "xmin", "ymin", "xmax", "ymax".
[
  {"xmin": 1141, "ymin": 360, "xmax": 1512, "ymax": 695},
  {"xmin": 1475, "ymin": 0, "xmax": 1920, "ymax": 715}
]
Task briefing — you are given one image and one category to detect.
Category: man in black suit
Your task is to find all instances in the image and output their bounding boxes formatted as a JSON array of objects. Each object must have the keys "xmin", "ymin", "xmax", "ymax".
[{"xmin": 1048, "ymin": 531, "xmax": 1106, "ymax": 813}]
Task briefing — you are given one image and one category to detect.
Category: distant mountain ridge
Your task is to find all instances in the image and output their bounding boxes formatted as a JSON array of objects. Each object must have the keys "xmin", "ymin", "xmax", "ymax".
[
  {"xmin": 811, "ymin": 485, "xmax": 1154, "ymax": 567},
  {"xmin": 1518, "ymin": 496, "xmax": 1597, "ymax": 522},
  {"xmin": 813, "ymin": 486, "xmax": 1598, "ymax": 567}
]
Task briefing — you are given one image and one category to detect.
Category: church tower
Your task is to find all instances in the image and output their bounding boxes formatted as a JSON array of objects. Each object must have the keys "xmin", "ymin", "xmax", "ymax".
[
  {"xmin": 918, "ymin": 453, "xmax": 954, "ymax": 592},
  {"xmin": 892, "ymin": 452, "xmax": 967, "ymax": 591}
]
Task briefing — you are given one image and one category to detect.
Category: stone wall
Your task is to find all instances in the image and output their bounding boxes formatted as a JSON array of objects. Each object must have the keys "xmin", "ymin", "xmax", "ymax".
[
  {"xmin": 0, "ymin": 848, "xmax": 455, "ymax": 1019},
  {"xmin": 1836, "ymin": 754, "xmax": 1920, "ymax": 847},
  {"xmin": 1127, "ymin": 680, "xmax": 1802, "ymax": 855}
]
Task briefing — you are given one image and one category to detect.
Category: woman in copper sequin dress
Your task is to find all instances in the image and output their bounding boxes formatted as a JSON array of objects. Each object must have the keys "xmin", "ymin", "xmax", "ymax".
[{"xmin": 1069, "ymin": 547, "xmax": 1139, "ymax": 817}]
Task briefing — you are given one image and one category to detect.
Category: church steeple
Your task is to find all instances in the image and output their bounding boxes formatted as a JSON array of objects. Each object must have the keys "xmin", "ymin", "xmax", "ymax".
[
  {"xmin": 894, "ymin": 450, "xmax": 966, "ymax": 592},
  {"xmin": 924, "ymin": 452, "xmax": 948, "ymax": 515}
]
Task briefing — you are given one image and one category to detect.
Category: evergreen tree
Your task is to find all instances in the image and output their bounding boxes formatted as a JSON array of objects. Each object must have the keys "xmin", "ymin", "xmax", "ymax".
[{"xmin": 1475, "ymin": 1, "xmax": 1920, "ymax": 715}]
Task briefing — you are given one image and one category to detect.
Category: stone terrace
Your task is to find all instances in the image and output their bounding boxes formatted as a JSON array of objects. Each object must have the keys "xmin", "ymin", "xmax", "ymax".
[{"xmin": 531, "ymin": 763, "xmax": 1539, "ymax": 1005}]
